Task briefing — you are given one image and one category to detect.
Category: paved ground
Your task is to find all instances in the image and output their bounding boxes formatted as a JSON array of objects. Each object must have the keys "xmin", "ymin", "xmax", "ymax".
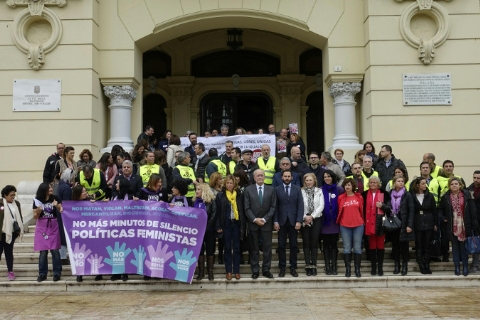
[{"xmin": 2, "ymin": 287, "xmax": 480, "ymax": 319}]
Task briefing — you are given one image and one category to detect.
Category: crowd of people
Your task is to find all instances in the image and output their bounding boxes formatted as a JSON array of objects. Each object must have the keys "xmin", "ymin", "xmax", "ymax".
[{"xmin": 1, "ymin": 124, "xmax": 479, "ymax": 283}]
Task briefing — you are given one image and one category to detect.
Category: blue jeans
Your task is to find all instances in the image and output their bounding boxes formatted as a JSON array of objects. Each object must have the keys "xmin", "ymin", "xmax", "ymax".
[
  {"xmin": 39, "ymin": 250, "xmax": 62, "ymax": 276},
  {"xmin": 451, "ymin": 237, "xmax": 468, "ymax": 265},
  {"xmin": 340, "ymin": 225, "xmax": 364, "ymax": 254},
  {"xmin": 223, "ymin": 219, "xmax": 241, "ymax": 273}
]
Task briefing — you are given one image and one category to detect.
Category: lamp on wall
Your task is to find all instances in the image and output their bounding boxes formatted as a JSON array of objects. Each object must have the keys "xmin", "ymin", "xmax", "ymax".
[{"xmin": 227, "ymin": 28, "xmax": 243, "ymax": 50}]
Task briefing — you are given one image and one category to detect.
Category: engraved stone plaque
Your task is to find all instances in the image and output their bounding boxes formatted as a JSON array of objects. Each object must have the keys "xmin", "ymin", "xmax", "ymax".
[
  {"xmin": 13, "ymin": 79, "xmax": 61, "ymax": 111},
  {"xmin": 403, "ymin": 73, "xmax": 451, "ymax": 106}
]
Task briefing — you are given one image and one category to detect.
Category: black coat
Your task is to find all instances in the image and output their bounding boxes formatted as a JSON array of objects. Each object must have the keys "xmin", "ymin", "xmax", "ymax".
[
  {"xmin": 411, "ymin": 190, "xmax": 437, "ymax": 231},
  {"xmin": 438, "ymin": 190, "xmax": 479, "ymax": 241},
  {"xmin": 394, "ymin": 191, "xmax": 415, "ymax": 242},
  {"xmin": 204, "ymin": 200, "xmax": 218, "ymax": 231},
  {"xmin": 376, "ymin": 154, "xmax": 407, "ymax": 190},
  {"xmin": 215, "ymin": 190, "xmax": 245, "ymax": 237}
]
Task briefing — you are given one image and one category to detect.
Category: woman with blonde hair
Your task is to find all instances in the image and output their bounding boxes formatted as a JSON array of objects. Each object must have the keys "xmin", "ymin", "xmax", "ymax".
[
  {"xmin": 193, "ymin": 183, "xmax": 218, "ymax": 281},
  {"xmin": 301, "ymin": 173, "xmax": 324, "ymax": 276}
]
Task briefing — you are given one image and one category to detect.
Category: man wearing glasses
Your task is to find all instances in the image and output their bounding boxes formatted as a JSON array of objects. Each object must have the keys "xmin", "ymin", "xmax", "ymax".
[
  {"xmin": 43, "ymin": 143, "xmax": 65, "ymax": 184},
  {"xmin": 306, "ymin": 152, "xmax": 325, "ymax": 187}
]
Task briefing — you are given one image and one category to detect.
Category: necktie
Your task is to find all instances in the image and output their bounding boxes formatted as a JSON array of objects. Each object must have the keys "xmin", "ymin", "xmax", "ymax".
[
  {"xmin": 285, "ymin": 185, "xmax": 289, "ymax": 197},
  {"xmin": 258, "ymin": 187, "xmax": 263, "ymax": 204}
]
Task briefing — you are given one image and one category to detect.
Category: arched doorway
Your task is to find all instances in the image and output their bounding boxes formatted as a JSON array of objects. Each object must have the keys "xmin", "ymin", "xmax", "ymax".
[
  {"xmin": 200, "ymin": 93, "xmax": 273, "ymax": 134},
  {"xmin": 143, "ymin": 94, "xmax": 167, "ymax": 140},
  {"xmin": 306, "ymin": 91, "xmax": 325, "ymax": 154}
]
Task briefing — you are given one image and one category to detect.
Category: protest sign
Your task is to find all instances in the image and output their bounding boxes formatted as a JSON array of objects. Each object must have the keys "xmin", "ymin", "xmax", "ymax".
[
  {"xmin": 180, "ymin": 134, "xmax": 275, "ymax": 161},
  {"xmin": 62, "ymin": 200, "xmax": 207, "ymax": 283}
]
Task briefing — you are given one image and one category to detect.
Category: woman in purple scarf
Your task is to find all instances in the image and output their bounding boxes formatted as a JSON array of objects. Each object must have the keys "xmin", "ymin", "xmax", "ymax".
[
  {"xmin": 321, "ymin": 170, "xmax": 344, "ymax": 275},
  {"xmin": 389, "ymin": 175, "xmax": 414, "ymax": 275}
]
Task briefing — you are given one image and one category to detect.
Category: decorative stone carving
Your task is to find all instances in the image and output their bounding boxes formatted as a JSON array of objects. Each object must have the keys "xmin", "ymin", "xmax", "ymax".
[
  {"xmin": 231, "ymin": 74, "xmax": 240, "ymax": 91},
  {"xmin": 170, "ymin": 85, "xmax": 192, "ymax": 104},
  {"xmin": 315, "ymin": 74, "xmax": 323, "ymax": 91},
  {"xmin": 329, "ymin": 82, "xmax": 361, "ymax": 100},
  {"xmin": 396, "ymin": 0, "xmax": 451, "ymax": 65},
  {"xmin": 7, "ymin": 0, "xmax": 67, "ymax": 16},
  {"xmin": 103, "ymin": 85, "xmax": 137, "ymax": 105},
  {"xmin": 148, "ymin": 76, "xmax": 157, "ymax": 93},
  {"xmin": 9, "ymin": 1, "xmax": 65, "ymax": 70}
]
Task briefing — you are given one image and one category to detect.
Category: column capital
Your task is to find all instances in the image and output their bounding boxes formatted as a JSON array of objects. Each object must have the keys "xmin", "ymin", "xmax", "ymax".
[
  {"xmin": 103, "ymin": 85, "xmax": 137, "ymax": 105},
  {"xmin": 329, "ymin": 82, "xmax": 362, "ymax": 101}
]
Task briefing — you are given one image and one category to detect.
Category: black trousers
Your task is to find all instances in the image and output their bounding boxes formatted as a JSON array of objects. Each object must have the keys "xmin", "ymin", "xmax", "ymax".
[
  {"xmin": 249, "ymin": 226, "xmax": 272, "ymax": 273},
  {"xmin": 199, "ymin": 230, "xmax": 216, "ymax": 256},
  {"xmin": 322, "ymin": 233, "xmax": 339, "ymax": 252},
  {"xmin": 0, "ymin": 232, "xmax": 18, "ymax": 272},
  {"xmin": 415, "ymin": 229, "xmax": 433, "ymax": 262},
  {"xmin": 301, "ymin": 218, "xmax": 321, "ymax": 266},
  {"xmin": 440, "ymin": 220, "xmax": 450, "ymax": 256},
  {"xmin": 277, "ymin": 219, "xmax": 298, "ymax": 269},
  {"xmin": 390, "ymin": 229, "xmax": 410, "ymax": 262}
]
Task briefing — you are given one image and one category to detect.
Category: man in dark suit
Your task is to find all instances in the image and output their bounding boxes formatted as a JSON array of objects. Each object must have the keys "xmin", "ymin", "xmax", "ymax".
[
  {"xmin": 244, "ymin": 169, "xmax": 277, "ymax": 279},
  {"xmin": 112, "ymin": 160, "xmax": 143, "ymax": 200},
  {"xmin": 274, "ymin": 169, "xmax": 304, "ymax": 277}
]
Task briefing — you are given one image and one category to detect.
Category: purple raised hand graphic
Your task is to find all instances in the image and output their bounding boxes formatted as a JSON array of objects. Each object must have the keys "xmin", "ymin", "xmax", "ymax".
[
  {"xmin": 71, "ymin": 243, "xmax": 92, "ymax": 275},
  {"xmin": 87, "ymin": 254, "xmax": 105, "ymax": 274},
  {"xmin": 145, "ymin": 242, "xmax": 174, "ymax": 278}
]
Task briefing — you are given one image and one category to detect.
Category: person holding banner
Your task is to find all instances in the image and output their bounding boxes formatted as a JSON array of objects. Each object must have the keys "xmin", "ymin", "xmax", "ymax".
[
  {"xmin": 111, "ymin": 160, "xmax": 142, "ymax": 201},
  {"xmin": 209, "ymin": 172, "xmax": 225, "ymax": 264},
  {"xmin": 216, "ymin": 175, "xmax": 244, "ymax": 280},
  {"xmin": 78, "ymin": 165, "xmax": 108, "ymax": 201},
  {"xmin": 33, "ymin": 183, "xmax": 63, "ymax": 282},
  {"xmin": 170, "ymin": 180, "xmax": 191, "ymax": 207},
  {"xmin": 139, "ymin": 174, "xmax": 168, "ymax": 202},
  {"xmin": 193, "ymin": 183, "xmax": 218, "ymax": 281}
]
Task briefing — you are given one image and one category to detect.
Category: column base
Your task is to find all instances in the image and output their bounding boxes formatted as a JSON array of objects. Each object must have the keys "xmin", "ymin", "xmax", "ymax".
[{"xmin": 101, "ymin": 137, "xmax": 134, "ymax": 153}]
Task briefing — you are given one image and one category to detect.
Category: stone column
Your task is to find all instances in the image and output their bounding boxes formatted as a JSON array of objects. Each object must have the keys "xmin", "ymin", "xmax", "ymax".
[
  {"xmin": 102, "ymin": 85, "xmax": 137, "ymax": 152},
  {"xmin": 328, "ymin": 82, "xmax": 362, "ymax": 150}
]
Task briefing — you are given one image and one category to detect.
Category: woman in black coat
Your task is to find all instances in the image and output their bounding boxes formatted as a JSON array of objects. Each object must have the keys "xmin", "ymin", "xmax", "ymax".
[
  {"xmin": 410, "ymin": 177, "xmax": 437, "ymax": 274},
  {"xmin": 438, "ymin": 177, "xmax": 479, "ymax": 276},
  {"xmin": 388, "ymin": 175, "xmax": 414, "ymax": 275}
]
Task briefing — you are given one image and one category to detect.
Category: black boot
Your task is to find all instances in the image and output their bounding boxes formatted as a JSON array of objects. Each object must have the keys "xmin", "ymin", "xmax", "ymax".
[
  {"xmin": 331, "ymin": 249, "xmax": 338, "ymax": 275},
  {"xmin": 377, "ymin": 249, "xmax": 385, "ymax": 276},
  {"xmin": 344, "ymin": 253, "xmax": 351, "ymax": 278},
  {"xmin": 401, "ymin": 261, "xmax": 408, "ymax": 276},
  {"xmin": 207, "ymin": 256, "xmax": 215, "ymax": 280},
  {"xmin": 196, "ymin": 255, "xmax": 205, "ymax": 281},
  {"xmin": 424, "ymin": 256, "xmax": 432, "ymax": 274},
  {"xmin": 393, "ymin": 260, "xmax": 400, "ymax": 275},
  {"xmin": 312, "ymin": 265, "xmax": 317, "ymax": 276},
  {"xmin": 305, "ymin": 265, "xmax": 312, "ymax": 276},
  {"xmin": 354, "ymin": 253, "xmax": 362, "ymax": 278},
  {"xmin": 463, "ymin": 263, "xmax": 469, "ymax": 277},
  {"xmin": 324, "ymin": 249, "xmax": 332, "ymax": 275},
  {"xmin": 417, "ymin": 251, "xmax": 425, "ymax": 274},
  {"xmin": 454, "ymin": 264, "xmax": 460, "ymax": 276},
  {"xmin": 370, "ymin": 249, "xmax": 377, "ymax": 276}
]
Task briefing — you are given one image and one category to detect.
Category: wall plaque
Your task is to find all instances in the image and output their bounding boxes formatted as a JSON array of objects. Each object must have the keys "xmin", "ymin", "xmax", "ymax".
[
  {"xmin": 13, "ymin": 79, "xmax": 61, "ymax": 111},
  {"xmin": 403, "ymin": 73, "xmax": 451, "ymax": 106}
]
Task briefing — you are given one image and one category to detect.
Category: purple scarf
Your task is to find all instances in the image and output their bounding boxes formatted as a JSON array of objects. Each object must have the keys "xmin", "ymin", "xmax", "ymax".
[
  {"xmin": 322, "ymin": 183, "xmax": 338, "ymax": 226},
  {"xmin": 193, "ymin": 198, "xmax": 206, "ymax": 211},
  {"xmin": 390, "ymin": 187, "xmax": 405, "ymax": 215}
]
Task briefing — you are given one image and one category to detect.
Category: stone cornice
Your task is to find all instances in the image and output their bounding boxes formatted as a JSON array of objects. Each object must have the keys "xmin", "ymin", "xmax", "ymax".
[
  {"xmin": 325, "ymin": 74, "xmax": 364, "ymax": 88},
  {"xmin": 7, "ymin": 0, "xmax": 67, "ymax": 16},
  {"xmin": 103, "ymin": 86, "xmax": 137, "ymax": 104},
  {"xmin": 100, "ymin": 78, "xmax": 140, "ymax": 90}
]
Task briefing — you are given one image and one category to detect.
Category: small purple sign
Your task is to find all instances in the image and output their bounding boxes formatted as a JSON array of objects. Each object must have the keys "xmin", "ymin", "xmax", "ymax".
[{"xmin": 62, "ymin": 200, "xmax": 207, "ymax": 283}]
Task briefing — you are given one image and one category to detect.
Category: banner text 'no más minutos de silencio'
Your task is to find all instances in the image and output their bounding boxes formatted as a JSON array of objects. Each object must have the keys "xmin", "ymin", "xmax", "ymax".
[{"xmin": 62, "ymin": 200, "xmax": 207, "ymax": 283}]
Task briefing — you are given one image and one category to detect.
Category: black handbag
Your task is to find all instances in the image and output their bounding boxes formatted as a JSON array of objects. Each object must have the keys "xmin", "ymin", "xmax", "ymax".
[
  {"xmin": 383, "ymin": 214, "xmax": 402, "ymax": 232},
  {"xmin": 465, "ymin": 232, "xmax": 480, "ymax": 254},
  {"xmin": 375, "ymin": 212, "xmax": 385, "ymax": 236},
  {"xmin": 7, "ymin": 204, "xmax": 21, "ymax": 234},
  {"xmin": 430, "ymin": 230, "xmax": 442, "ymax": 257}
]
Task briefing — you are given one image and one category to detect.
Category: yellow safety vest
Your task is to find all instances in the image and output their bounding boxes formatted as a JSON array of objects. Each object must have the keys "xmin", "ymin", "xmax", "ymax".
[
  {"xmin": 257, "ymin": 157, "xmax": 276, "ymax": 185},
  {"xmin": 429, "ymin": 174, "xmax": 463, "ymax": 205},
  {"xmin": 204, "ymin": 159, "xmax": 227, "ymax": 183},
  {"xmin": 361, "ymin": 170, "xmax": 378, "ymax": 191},
  {"xmin": 176, "ymin": 164, "xmax": 196, "ymax": 198},
  {"xmin": 139, "ymin": 164, "xmax": 160, "ymax": 187},
  {"xmin": 79, "ymin": 169, "xmax": 105, "ymax": 200},
  {"xmin": 228, "ymin": 161, "xmax": 237, "ymax": 175}
]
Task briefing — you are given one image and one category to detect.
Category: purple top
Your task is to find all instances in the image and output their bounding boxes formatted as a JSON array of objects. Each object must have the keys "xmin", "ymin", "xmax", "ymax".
[{"xmin": 321, "ymin": 185, "xmax": 344, "ymax": 234}]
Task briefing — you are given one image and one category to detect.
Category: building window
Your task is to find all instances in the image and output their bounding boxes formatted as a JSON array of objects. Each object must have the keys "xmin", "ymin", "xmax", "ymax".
[{"xmin": 143, "ymin": 51, "xmax": 171, "ymax": 78}]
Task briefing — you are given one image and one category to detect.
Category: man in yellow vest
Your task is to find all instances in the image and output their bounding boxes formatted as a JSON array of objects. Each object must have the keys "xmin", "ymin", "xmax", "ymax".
[
  {"xmin": 227, "ymin": 147, "xmax": 242, "ymax": 175},
  {"xmin": 205, "ymin": 148, "xmax": 227, "ymax": 183},
  {"xmin": 138, "ymin": 151, "xmax": 167, "ymax": 187},
  {"xmin": 256, "ymin": 144, "xmax": 279, "ymax": 185},
  {"xmin": 346, "ymin": 162, "xmax": 366, "ymax": 193},
  {"xmin": 423, "ymin": 153, "xmax": 442, "ymax": 179},
  {"xmin": 360, "ymin": 155, "xmax": 378, "ymax": 190},
  {"xmin": 78, "ymin": 165, "xmax": 107, "ymax": 200},
  {"xmin": 172, "ymin": 152, "xmax": 197, "ymax": 199}
]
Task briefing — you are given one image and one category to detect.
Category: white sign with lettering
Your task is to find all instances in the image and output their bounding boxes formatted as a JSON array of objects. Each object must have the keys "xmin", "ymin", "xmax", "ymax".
[
  {"xmin": 13, "ymin": 79, "xmax": 61, "ymax": 111},
  {"xmin": 403, "ymin": 73, "xmax": 452, "ymax": 106}
]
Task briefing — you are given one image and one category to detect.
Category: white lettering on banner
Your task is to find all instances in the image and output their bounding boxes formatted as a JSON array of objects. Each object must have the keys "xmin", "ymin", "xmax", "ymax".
[{"xmin": 180, "ymin": 134, "xmax": 276, "ymax": 161}]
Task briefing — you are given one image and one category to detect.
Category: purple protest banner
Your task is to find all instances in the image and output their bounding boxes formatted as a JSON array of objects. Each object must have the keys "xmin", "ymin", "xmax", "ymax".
[{"xmin": 61, "ymin": 200, "xmax": 207, "ymax": 283}]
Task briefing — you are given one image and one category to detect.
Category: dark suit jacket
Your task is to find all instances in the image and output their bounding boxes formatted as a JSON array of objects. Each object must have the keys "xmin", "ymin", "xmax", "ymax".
[
  {"xmin": 111, "ymin": 174, "xmax": 143, "ymax": 199},
  {"xmin": 244, "ymin": 184, "xmax": 276, "ymax": 231},
  {"xmin": 274, "ymin": 184, "xmax": 304, "ymax": 226},
  {"xmin": 272, "ymin": 172, "xmax": 301, "ymax": 188}
]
